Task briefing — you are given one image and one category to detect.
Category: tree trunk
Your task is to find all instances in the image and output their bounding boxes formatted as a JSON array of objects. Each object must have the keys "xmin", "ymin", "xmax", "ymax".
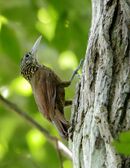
[{"xmin": 69, "ymin": 0, "xmax": 130, "ymax": 168}]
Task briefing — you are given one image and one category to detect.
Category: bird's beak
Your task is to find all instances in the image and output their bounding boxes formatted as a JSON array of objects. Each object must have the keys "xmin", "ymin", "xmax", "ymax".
[{"xmin": 30, "ymin": 36, "xmax": 42, "ymax": 55}]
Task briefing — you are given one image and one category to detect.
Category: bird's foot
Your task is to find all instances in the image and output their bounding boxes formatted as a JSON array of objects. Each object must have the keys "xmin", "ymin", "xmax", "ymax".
[{"xmin": 70, "ymin": 59, "xmax": 84, "ymax": 82}]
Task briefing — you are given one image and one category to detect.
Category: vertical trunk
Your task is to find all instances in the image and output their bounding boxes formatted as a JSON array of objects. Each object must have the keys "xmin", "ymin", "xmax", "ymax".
[{"xmin": 69, "ymin": 0, "xmax": 130, "ymax": 168}]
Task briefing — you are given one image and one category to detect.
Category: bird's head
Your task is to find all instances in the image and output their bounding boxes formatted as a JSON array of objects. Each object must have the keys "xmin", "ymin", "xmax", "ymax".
[{"xmin": 20, "ymin": 36, "xmax": 42, "ymax": 71}]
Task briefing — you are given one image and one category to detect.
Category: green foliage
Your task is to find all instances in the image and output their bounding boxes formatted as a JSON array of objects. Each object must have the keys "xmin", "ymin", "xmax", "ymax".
[
  {"xmin": 113, "ymin": 131, "xmax": 130, "ymax": 156},
  {"xmin": 0, "ymin": 0, "xmax": 91, "ymax": 167}
]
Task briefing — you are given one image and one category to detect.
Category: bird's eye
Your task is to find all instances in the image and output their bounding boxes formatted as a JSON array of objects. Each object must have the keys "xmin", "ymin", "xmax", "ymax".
[{"xmin": 25, "ymin": 54, "xmax": 29, "ymax": 58}]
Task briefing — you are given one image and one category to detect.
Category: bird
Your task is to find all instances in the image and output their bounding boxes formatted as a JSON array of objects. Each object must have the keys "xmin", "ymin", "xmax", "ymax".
[{"xmin": 20, "ymin": 36, "xmax": 83, "ymax": 138}]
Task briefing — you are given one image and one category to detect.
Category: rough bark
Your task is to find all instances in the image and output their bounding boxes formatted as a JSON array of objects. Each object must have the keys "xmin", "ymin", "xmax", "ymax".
[{"xmin": 69, "ymin": 0, "xmax": 130, "ymax": 168}]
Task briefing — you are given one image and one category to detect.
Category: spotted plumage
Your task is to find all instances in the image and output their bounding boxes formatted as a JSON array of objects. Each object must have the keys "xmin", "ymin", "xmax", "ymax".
[{"xmin": 20, "ymin": 36, "xmax": 72, "ymax": 138}]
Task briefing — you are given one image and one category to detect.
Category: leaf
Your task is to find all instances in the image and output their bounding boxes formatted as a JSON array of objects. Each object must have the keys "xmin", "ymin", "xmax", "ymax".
[{"xmin": 113, "ymin": 131, "xmax": 130, "ymax": 156}]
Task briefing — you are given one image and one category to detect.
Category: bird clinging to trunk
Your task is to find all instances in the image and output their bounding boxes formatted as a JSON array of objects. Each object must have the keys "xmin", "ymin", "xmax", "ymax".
[{"xmin": 20, "ymin": 36, "xmax": 83, "ymax": 138}]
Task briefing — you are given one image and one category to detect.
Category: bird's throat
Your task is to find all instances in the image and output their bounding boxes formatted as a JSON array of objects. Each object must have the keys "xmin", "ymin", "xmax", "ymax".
[{"xmin": 21, "ymin": 63, "xmax": 40, "ymax": 81}]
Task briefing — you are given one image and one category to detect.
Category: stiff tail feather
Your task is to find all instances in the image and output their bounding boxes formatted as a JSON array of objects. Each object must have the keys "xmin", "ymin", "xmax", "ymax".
[{"xmin": 53, "ymin": 110, "xmax": 70, "ymax": 139}]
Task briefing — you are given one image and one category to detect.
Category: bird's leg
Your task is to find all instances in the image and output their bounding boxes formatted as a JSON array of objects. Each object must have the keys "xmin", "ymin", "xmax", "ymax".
[
  {"xmin": 60, "ymin": 59, "xmax": 84, "ymax": 88},
  {"xmin": 69, "ymin": 59, "xmax": 84, "ymax": 83},
  {"xmin": 65, "ymin": 100, "xmax": 72, "ymax": 106}
]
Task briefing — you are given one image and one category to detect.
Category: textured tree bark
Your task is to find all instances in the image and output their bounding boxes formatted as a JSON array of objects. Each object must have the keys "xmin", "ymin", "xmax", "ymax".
[{"xmin": 69, "ymin": 0, "xmax": 130, "ymax": 168}]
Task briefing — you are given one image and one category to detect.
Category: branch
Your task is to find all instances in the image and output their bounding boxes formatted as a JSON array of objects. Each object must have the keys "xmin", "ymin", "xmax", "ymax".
[{"xmin": 0, "ymin": 94, "xmax": 72, "ymax": 160}]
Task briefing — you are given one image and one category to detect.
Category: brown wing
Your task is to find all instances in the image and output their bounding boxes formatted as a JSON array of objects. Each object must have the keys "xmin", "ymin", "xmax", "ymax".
[
  {"xmin": 31, "ymin": 68, "xmax": 57, "ymax": 121},
  {"xmin": 31, "ymin": 67, "xmax": 69, "ymax": 138}
]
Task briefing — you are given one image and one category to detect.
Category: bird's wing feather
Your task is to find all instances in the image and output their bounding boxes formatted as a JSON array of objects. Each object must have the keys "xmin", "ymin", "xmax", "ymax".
[
  {"xmin": 32, "ymin": 69, "xmax": 56, "ymax": 121},
  {"xmin": 46, "ymin": 73, "xmax": 56, "ymax": 117},
  {"xmin": 31, "ymin": 68, "xmax": 69, "ymax": 138}
]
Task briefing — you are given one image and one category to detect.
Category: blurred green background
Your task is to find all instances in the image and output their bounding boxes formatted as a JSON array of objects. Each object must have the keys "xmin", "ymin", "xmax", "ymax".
[{"xmin": 0, "ymin": 0, "xmax": 91, "ymax": 167}]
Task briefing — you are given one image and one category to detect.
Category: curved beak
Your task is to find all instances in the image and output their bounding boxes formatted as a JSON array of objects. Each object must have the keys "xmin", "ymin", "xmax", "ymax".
[{"xmin": 30, "ymin": 36, "xmax": 42, "ymax": 55}]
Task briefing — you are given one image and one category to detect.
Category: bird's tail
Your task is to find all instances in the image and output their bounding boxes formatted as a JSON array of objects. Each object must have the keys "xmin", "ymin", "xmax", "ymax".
[{"xmin": 53, "ymin": 110, "xmax": 70, "ymax": 139}]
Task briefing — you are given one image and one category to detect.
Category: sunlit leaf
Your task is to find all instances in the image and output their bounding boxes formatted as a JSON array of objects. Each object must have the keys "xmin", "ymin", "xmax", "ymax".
[
  {"xmin": 58, "ymin": 50, "xmax": 78, "ymax": 70},
  {"xmin": 0, "ymin": 143, "xmax": 8, "ymax": 160},
  {"xmin": 26, "ymin": 129, "xmax": 46, "ymax": 161},
  {"xmin": 0, "ymin": 15, "xmax": 8, "ymax": 31},
  {"xmin": 113, "ymin": 131, "xmax": 130, "ymax": 156},
  {"xmin": 10, "ymin": 77, "xmax": 32, "ymax": 96},
  {"xmin": 36, "ymin": 6, "xmax": 58, "ymax": 41},
  {"xmin": 0, "ymin": 86, "xmax": 10, "ymax": 98}
]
